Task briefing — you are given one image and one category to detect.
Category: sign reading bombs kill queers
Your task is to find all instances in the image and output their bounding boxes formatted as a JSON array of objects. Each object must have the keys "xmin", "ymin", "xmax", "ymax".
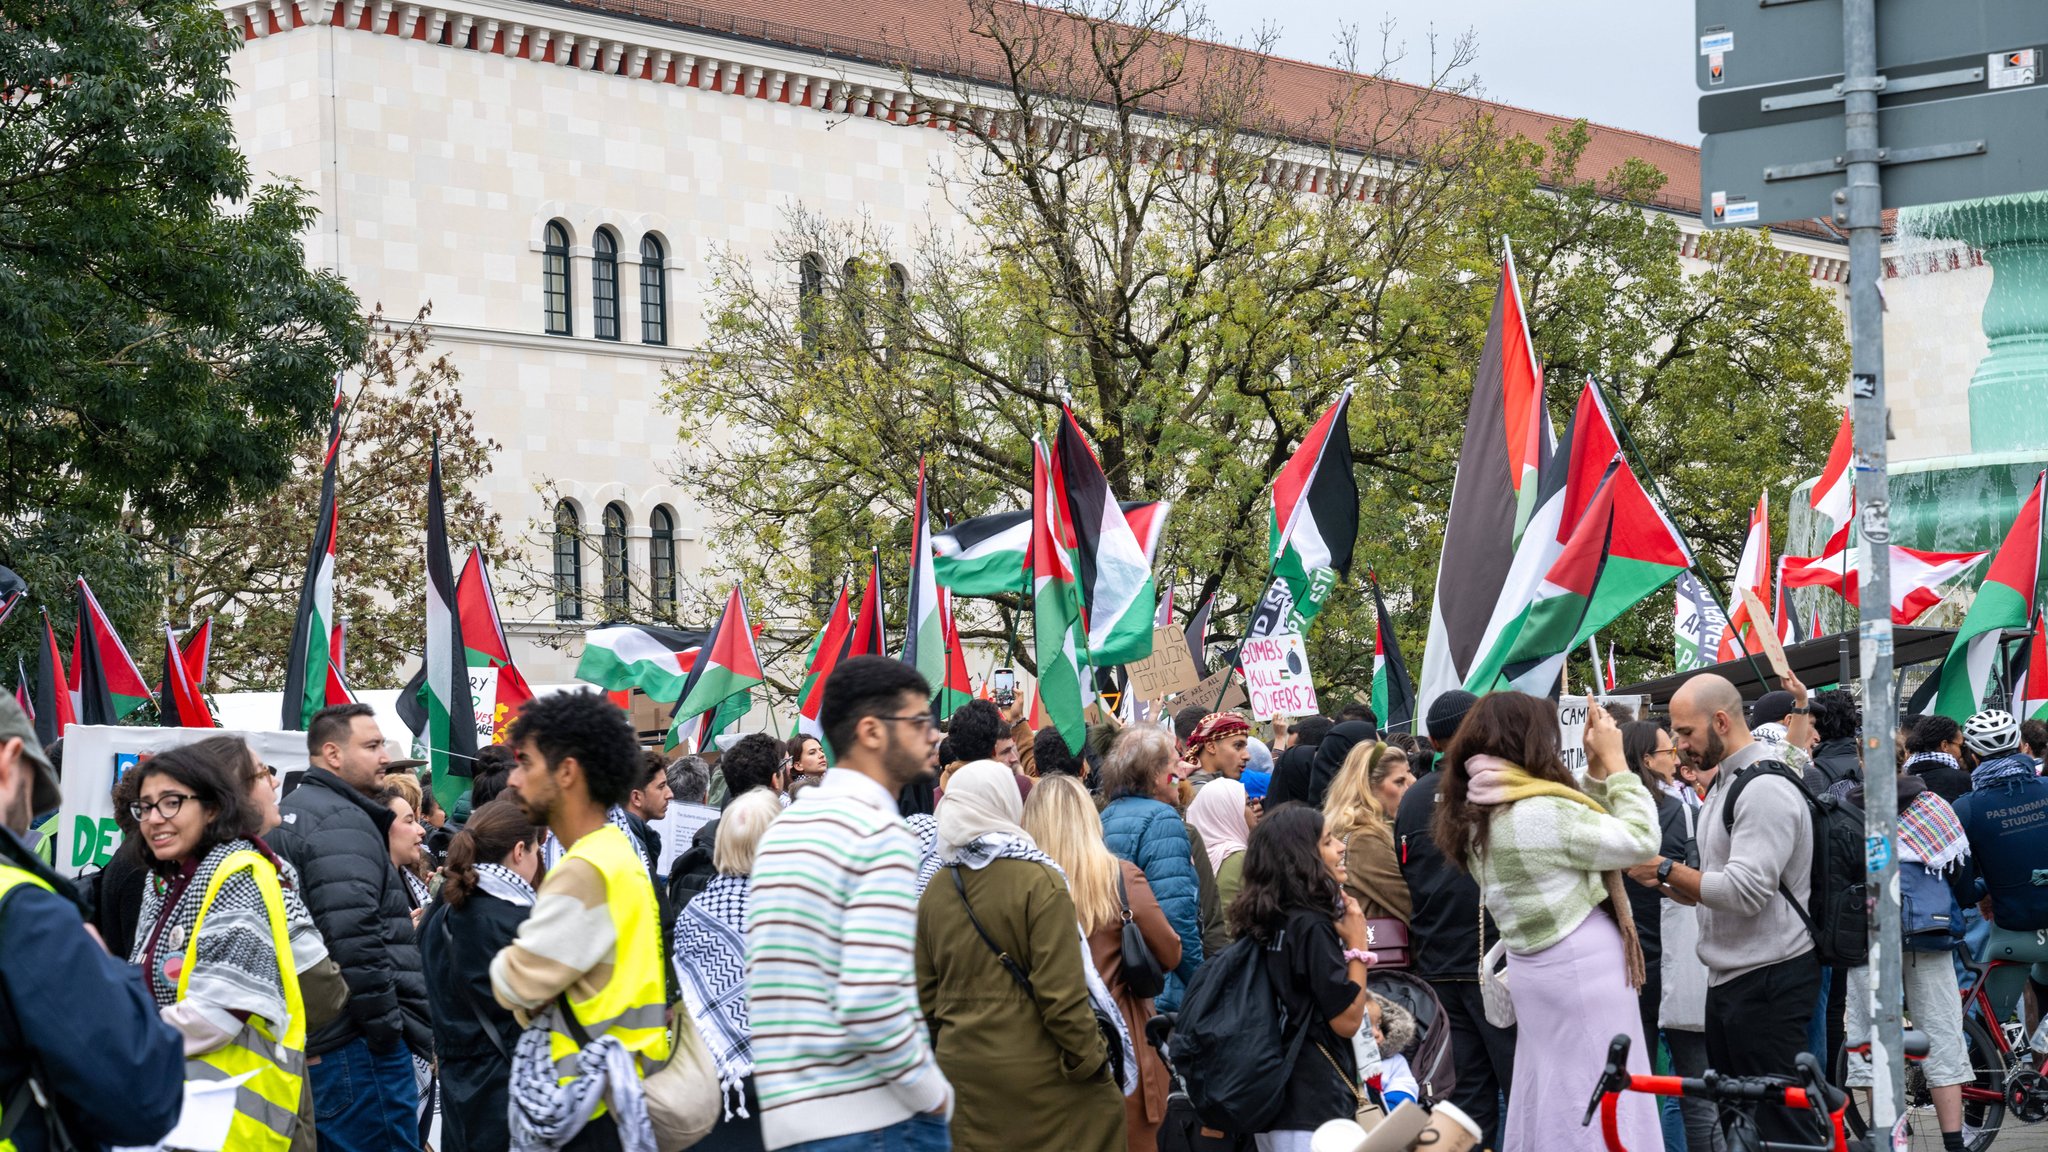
[{"xmin": 1241, "ymin": 633, "xmax": 1320, "ymax": 722}]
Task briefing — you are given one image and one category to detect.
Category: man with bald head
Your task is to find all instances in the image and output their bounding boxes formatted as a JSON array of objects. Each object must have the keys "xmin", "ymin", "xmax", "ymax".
[{"xmin": 1629, "ymin": 673, "xmax": 1817, "ymax": 1137}]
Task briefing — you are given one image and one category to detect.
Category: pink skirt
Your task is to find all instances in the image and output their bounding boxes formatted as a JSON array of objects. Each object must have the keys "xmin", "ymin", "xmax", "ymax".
[{"xmin": 1502, "ymin": 909, "xmax": 1660, "ymax": 1152}]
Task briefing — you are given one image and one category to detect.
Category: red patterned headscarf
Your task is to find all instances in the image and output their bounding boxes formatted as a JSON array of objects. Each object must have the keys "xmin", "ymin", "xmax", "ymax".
[{"xmin": 1185, "ymin": 712, "xmax": 1251, "ymax": 753}]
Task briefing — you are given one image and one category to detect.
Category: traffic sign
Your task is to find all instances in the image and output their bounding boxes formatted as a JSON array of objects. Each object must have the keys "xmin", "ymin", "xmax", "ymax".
[
  {"xmin": 1701, "ymin": 80, "xmax": 2048, "ymax": 226},
  {"xmin": 1694, "ymin": 0, "xmax": 2041, "ymax": 93}
]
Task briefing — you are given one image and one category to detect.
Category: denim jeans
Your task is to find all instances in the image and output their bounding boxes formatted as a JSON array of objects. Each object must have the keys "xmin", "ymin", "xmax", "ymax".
[
  {"xmin": 781, "ymin": 1113, "xmax": 951, "ymax": 1152},
  {"xmin": 309, "ymin": 1036, "xmax": 423, "ymax": 1152}
]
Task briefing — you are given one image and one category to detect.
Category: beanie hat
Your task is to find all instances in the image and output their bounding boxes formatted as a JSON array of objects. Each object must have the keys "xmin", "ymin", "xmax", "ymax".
[{"xmin": 1426, "ymin": 690, "xmax": 1478, "ymax": 743}]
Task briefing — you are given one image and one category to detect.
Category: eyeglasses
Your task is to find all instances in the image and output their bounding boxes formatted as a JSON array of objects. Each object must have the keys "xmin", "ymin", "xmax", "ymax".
[
  {"xmin": 877, "ymin": 713, "xmax": 938, "ymax": 734},
  {"xmin": 129, "ymin": 792, "xmax": 196, "ymax": 822}
]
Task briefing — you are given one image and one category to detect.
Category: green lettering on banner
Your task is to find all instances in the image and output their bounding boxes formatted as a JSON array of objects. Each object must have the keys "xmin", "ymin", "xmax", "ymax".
[
  {"xmin": 94, "ymin": 818, "xmax": 121, "ymax": 867},
  {"xmin": 69, "ymin": 816, "xmax": 122, "ymax": 869}
]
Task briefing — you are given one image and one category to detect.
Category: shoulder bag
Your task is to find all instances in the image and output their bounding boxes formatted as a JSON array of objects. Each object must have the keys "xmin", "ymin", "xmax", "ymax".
[
  {"xmin": 1477, "ymin": 900, "xmax": 1514, "ymax": 1029},
  {"xmin": 950, "ymin": 865, "xmax": 1128, "ymax": 1090},
  {"xmin": 1116, "ymin": 867, "xmax": 1168, "ymax": 1001},
  {"xmin": 555, "ymin": 993, "xmax": 717, "ymax": 1150}
]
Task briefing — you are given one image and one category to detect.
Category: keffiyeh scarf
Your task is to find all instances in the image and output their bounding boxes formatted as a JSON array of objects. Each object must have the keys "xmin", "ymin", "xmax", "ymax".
[
  {"xmin": 1897, "ymin": 790, "xmax": 1969, "ymax": 873},
  {"xmin": 940, "ymin": 831, "xmax": 1139, "ymax": 1096},
  {"xmin": 672, "ymin": 873, "xmax": 753, "ymax": 1118},
  {"xmin": 610, "ymin": 805, "xmax": 652, "ymax": 871},
  {"xmin": 477, "ymin": 862, "xmax": 537, "ymax": 907},
  {"xmin": 509, "ymin": 1011, "xmax": 656, "ymax": 1152},
  {"xmin": 1972, "ymin": 752, "xmax": 2038, "ymax": 792},
  {"xmin": 132, "ymin": 839, "xmax": 291, "ymax": 1031},
  {"xmin": 909, "ymin": 813, "xmax": 942, "ymax": 896}
]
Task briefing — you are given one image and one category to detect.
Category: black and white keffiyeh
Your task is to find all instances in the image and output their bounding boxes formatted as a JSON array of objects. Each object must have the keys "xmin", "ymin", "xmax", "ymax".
[
  {"xmin": 132, "ymin": 839, "xmax": 291, "ymax": 1032},
  {"xmin": 477, "ymin": 862, "xmax": 537, "ymax": 907},
  {"xmin": 671, "ymin": 873, "xmax": 753, "ymax": 1117},
  {"xmin": 909, "ymin": 813, "xmax": 941, "ymax": 896},
  {"xmin": 508, "ymin": 1011, "xmax": 656, "ymax": 1152}
]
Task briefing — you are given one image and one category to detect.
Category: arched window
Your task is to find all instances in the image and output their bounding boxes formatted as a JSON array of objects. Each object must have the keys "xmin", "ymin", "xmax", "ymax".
[
  {"xmin": 640, "ymin": 235, "xmax": 668, "ymax": 345},
  {"xmin": 650, "ymin": 506, "xmax": 676, "ymax": 607},
  {"xmin": 842, "ymin": 257, "xmax": 866, "ymax": 335},
  {"xmin": 543, "ymin": 221, "xmax": 572, "ymax": 335},
  {"xmin": 799, "ymin": 252, "xmax": 825, "ymax": 355},
  {"xmin": 601, "ymin": 502, "xmax": 629, "ymax": 617},
  {"xmin": 885, "ymin": 262, "xmax": 910, "ymax": 365},
  {"xmin": 592, "ymin": 228, "xmax": 620, "ymax": 341},
  {"xmin": 552, "ymin": 502, "xmax": 582, "ymax": 619}
]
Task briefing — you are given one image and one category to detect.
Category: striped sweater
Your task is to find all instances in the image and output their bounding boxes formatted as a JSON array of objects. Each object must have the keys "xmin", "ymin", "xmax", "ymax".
[{"xmin": 745, "ymin": 768, "xmax": 951, "ymax": 1150}]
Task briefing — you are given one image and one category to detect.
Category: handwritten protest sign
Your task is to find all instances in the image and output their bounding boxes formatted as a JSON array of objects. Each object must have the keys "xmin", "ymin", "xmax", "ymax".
[
  {"xmin": 1173, "ymin": 665, "xmax": 1247, "ymax": 711},
  {"xmin": 1128, "ymin": 625, "xmax": 1201, "ymax": 700},
  {"xmin": 1557, "ymin": 695, "xmax": 1649, "ymax": 776},
  {"xmin": 1241, "ymin": 633, "xmax": 1319, "ymax": 721}
]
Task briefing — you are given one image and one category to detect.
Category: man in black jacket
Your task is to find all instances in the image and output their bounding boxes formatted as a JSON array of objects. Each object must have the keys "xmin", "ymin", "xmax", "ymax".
[
  {"xmin": 1395, "ymin": 690, "xmax": 1516, "ymax": 1148},
  {"xmin": 271, "ymin": 702, "xmax": 429, "ymax": 1152}
]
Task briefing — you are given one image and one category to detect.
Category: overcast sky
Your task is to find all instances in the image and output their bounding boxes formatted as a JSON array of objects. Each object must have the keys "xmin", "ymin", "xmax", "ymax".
[{"xmin": 1198, "ymin": 0, "xmax": 1700, "ymax": 144}]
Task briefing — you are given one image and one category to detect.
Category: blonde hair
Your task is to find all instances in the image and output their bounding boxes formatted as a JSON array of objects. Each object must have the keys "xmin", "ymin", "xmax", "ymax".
[
  {"xmin": 1021, "ymin": 775, "xmax": 1123, "ymax": 936},
  {"xmin": 380, "ymin": 770, "xmax": 424, "ymax": 814},
  {"xmin": 715, "ymin": 788, "xmax": 782, "ymax": 876},
  {"xmin": 1323, "ymin": 742, "xmax": 1389, "ymax": 844}
]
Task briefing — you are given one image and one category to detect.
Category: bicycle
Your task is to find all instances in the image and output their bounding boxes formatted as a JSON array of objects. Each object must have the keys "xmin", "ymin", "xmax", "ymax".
[
  {"xmin": 1582, "ymin": 1033, "xmax": 1858, "ymax": 1152},
  {"xmin": 1834, "ymin": 953, "xmax": 2048, "ymax": 1151}
]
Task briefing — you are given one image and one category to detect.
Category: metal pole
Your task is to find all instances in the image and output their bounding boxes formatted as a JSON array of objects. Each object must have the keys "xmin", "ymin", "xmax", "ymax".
[{"xmin": 1842, "ymin": 0, "xmax": 1905, "ymax": 1123}]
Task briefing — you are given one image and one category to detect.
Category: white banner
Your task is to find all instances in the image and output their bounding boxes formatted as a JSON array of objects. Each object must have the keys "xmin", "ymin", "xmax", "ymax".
[
  {"xmin": 1241, "ymin": 632, "xmax": 1320, "ymax": 721},
  {"xmin": 52, "ymin": 726, "xmax": 313, "ymax": 877},
  {"xmin": 468, "ymin": 665, "xmax": 499, "ymax": 744},
  {"xmin": 1557, "ymin": 695, "xmax": 1649, "ymax": 777}
]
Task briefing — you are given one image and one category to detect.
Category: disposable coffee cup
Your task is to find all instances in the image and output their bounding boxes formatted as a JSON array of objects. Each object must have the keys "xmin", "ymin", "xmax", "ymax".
[{"xmin": 1413, "ymin": 1102, "xmax": 1481, "ymax": 1152}]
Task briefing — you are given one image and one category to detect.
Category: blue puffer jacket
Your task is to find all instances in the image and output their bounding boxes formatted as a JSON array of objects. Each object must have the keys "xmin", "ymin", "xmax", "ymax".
[{"xmin": 1101, "ymin": 795, "xmax": 1203, "ymax": 1012}]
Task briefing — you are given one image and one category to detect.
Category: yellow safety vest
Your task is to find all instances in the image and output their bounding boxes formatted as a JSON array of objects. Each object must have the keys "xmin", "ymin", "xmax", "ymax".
[
  {"xmin": 548, "ymin": 823, "xmax": 671, "ymax": 1098},
  {"xmin": 175, "ymin": 850, "xmax": 306, "ymax": 1152},
  {"xmin": 0, "ymin": 862, "xmax": 56, "ymax": 1152}
]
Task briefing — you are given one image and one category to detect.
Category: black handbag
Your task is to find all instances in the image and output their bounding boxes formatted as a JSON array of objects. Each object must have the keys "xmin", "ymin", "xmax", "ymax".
[
  {"xmin": 949, "ymin": 865, "xmax": 1128, "ymax": 1090},
  {"xmin": 1116, "ymin": 867, "xmax": 1168, "ymax": 1001}
]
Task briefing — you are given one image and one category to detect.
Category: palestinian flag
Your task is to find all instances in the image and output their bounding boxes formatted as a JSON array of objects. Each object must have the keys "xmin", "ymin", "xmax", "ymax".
[
  {"xmin": 0, "ymin": 565, "xmax": 24, "ymax": 629},
  {"xmin": 2012, "ymin": 617, "xmax": 2048, "ymax": 721},
  {"xmin": 424, "ymin": 441, "xmax": 477, "ymax": 814},
  {"xmin": 1369, "ymin": 574, "xmax": 1415, "ymax": 734},
  {"xmin": 1934, "ymin": 471, "xmax": 2045, "ymax": 720},
  {"xmin": 74, "ymin": 579, "xmax": 151, "ymax": 721},
  {"xmin": 158, "ymin": 624, "xmax": 216, "ymax": 729},
  {"xmin": 282, "ymin": 381, "xmax": 346, "ymax": 731},
  {"xmin": 575, "ymin": 622, "xmax": 709, "ymax": 699},
  {"xmin": 903, "ymin": 459, "xmax": 946, "ymax": 686},
  {"xmin": 666, "ymin": 584, "xmax": 765, "ymax": 752},
  {"xmin": 1421, "ymin": 247, "xmax": 1546, "ymax": 713},
  {"xmin": 1497, "ymin": 241, "xmax": 1548, "ymax": 543},
  {"xmin": 1781, "ymin": 543, "xmax": 1989, "ymax": 625},
  {"xmin": 934, "ymin": 509, "xmax": 1030, "ymax": 595},
  {"xmin": 32, "ymin": 611, "xmax": 72, "ymax": 745},
  {"xmin": 1032, "ymin": 437, "xmax": 1087, "ymax": 754},
  {"xmin": 1270, "ymin": 389, "xmax": 1359, "ymax": 636},
  {"xmin": 1185, "ymin": 594, "xmax": 1214, "ymax": 677},
  {"xmin": 1606, "ymin": 641, "xmax": 1619, "ymax": 693},
  {"xmin": 152, "ymin": 619, "xmax": 215, "ymax": 708},
  {"xmin": 847, "ymin": 552, "xmax": 888, "ymax": 657},
  {"xmin": 326, "ymin": 619, "xmax": 360, "ymax": 708},
  {"xmin": 935, "ymin": 588, "xmax": 975, "ymax": 720},
  {"xmin": 794, "ymin": 583, "xmax": 854, "ymax": 740},
  {"xmin": 1054, "ymin": 409, "xmax": 1161, "ymax": 664},
  {"xmin": 12, "ymin": 660, "xmax": 30, "ymax": 722},
  {"xmin": 1496, "ymin": 457, "xmax": 1692, "ymax": 695},
  {"xmin": 457, "ymin": 547, "xmax": 534, "ymax": 741},
  {"xmin": 1464, "ymin": 380, "xmax": 1614, "ymax": 693}
]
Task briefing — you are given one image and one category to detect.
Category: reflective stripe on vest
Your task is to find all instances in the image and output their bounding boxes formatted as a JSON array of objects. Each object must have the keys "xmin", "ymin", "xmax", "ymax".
[
  {"xmin": 548, "ymin": 823, "xmax": 671, "ymax": 1084},
  {"xmin": 175, "ymin": 850, "xmax": 307, "ymax": 1152},
  {"xmin": 0, "ymin": 863, "xmax": 56, "ymax": 1152}
]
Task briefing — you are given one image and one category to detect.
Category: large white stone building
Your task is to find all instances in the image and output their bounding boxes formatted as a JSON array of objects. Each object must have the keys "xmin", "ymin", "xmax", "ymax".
[{"xmin": 220, "ymin": 0, "xmax": 1991, "ymax": 689}]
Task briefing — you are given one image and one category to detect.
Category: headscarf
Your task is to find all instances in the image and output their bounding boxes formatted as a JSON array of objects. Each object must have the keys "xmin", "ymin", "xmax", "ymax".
[
  {"xmin": 1186, "ymin": 712, "xmax": 1250, "ymax": 757},
  {"xmin": 932, "ymin": 759, "xmax": 1137, "ymax": 1095},
  {"xmin": 1186, "ymin": 778, "xmax": 1251, "ymax": 873},
  {"xmin": 1308, "ymin": 721, "xmax": 1375, "ymax": 809},
  {"xmin": 1266, "ymin": 744, "xmax": 1318, "ymax": 808},
  {"xmin": 1246, "ymin": 737, "xmax": 1273, "ymax": 776},
  {"xmin": 1241, "ymin": 770, "xmax": 1271, "ymax": 803}
]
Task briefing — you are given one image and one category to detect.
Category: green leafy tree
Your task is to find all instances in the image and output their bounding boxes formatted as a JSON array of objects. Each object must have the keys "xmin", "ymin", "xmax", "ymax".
[
  {"xmin": 658, "ymin": 0, "xmax": 1847, "ymax": 704},
  {"xmin": 0, "ymin": 0, "xmax": 365, "ymax": 679}
]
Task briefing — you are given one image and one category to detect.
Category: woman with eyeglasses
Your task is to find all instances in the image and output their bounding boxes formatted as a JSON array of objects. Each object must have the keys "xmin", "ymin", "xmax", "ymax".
[{"xmin": 127, "ymin": 737, "xmax": 317, "ymax": 1152}]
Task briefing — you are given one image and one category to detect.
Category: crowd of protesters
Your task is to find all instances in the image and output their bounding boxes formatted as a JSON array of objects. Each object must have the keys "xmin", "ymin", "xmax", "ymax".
[{"xmin": 5, "ymin": 654, "xmax": 2048, "ymax": 1152}]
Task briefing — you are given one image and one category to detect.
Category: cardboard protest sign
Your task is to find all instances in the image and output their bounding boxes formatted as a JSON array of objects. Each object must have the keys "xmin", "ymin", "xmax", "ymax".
[
  {"xmin": 1127, "ymin": 625, "xmax": 1202, "ymax": 699},
  {"xmin": 53, "ymin": 726, "xmax": 312, "ymax": 877},
  {"xmin": 1738, "ymin": 587, "xmax": 1794, "ymax": 683},
  {"xmin": 468, "ymin": 665, "xmax": 499, "ymax": 744},
  {"xmin": 1174, "ymin": 665, "xmax": 1247, "ymax": 711},
  {"xmin": 1241, "ymin": 633, "xmax": 1319, "ymax": 721},
  {"xmin": 1557, "ymin": 695, "xmax": 1649, "ymax": 776}
]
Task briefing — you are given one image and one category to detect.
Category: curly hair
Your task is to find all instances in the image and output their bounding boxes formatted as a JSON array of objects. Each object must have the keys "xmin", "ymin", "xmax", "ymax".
[
  {"xmin": 719, "ymin": 733, "xmax": 785, "ymax": 799},
  {"xmin": 132, "ymin": 741, "xmax": 252, "ymax": 874},
  {"xmin": 1226, "ymin": 803, "xmax": 1342, "ymax": 942},
  {"xmin": 1431, "ymin": 691, "xmax": 1581, "ymax": 872},
  {"xmin": 506, "ymin": 689, "xmax": 641, "ymax": 807}
]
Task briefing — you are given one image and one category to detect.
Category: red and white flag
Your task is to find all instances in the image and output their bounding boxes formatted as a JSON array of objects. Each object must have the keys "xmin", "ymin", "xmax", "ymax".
[
  {"xmin": 1718, "ymin": 493, "xmax": 1790, "ymax": 659},
  {"xmin": 1780, "ymin": 543, "xmax": 1990, "ymax": 625}
]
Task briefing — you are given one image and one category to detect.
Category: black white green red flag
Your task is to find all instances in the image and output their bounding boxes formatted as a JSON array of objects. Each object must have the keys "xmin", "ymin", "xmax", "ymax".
[
  {"xmin": 903, "ymin": 459, "xmax": 946, "ymax": 688},
  {"xmin": 283, "ymin": 381, "xmax": 346, "ymax": 731},
  {"xmin": 424, "ymin": 440, "xmax": 477, "ymax": 814},
  {"xmin": 794, "ymin": 583, "xmax": 854, "ymax": 740},
  {"xmin": 33, "ymin": 610, "xmax": 73, "ymax": 746},
  {"xmin": 325, "ymin": 620, "xmax": 359, "ymax": 709},
  {"xmin": 2012, "ymin": 616, "xmax": 2048, "ymax": 721},
  {"xmin": 848, "ymin": 551, "xmax": 888, "ymax": 658},
  {"xmin": 457, "ymin": 547, "xmax": 535, "ymax": 742},
  {"xmin": 73, "ymin": 579, "xmax": 151, "ymax": 721},
  {"xmin": 667, "ymin": 584, "xmax": 765, "ymax": 752},
  {"xmin": 1934, "ymin": 471, "xmax": 2044, "ymax": 720},
  {"xmin": 936, "ymin": 588, "xmax": 975, "ymax": 720},
  {"xmin": 1032, "ymin": 437, "xmax": 1087, "ymax": 754},
  {"xmin": 575, "ymin": 622, "xmax": 709, "ymax": 700},
  {"xmin": 159, "ymin": 623, "xmax": 216, "ymax": 729},
  {"xmin": 1369, "ymin": 575, "xmax": 1415, "ymax": 734},
  {"xmin": 1054, "ymin": 409, "xmax": 1162, "ymax": 665},
  {"xmin": 1269, "ymin": 389, "xmax": 1359, "ymax": 636}
]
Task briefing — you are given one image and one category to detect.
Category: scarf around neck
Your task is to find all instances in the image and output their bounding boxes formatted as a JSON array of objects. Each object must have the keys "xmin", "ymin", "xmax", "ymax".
[
  {"xmin": 1463, "ymin": 755, "xmax": 1645, "ymax": 991},
  {"xmin": 1896, "ymin": 790, "xmax": 1969, "ymax": 873},
  {"xmin": 132, "ymin": 838, "xmax": 291, "ymax": 1031},
  {"xmin": 1971, "ymin": 752, "xmax": 2038, "ymax": 792},
  {"xmin": 672, "ymin": 873, "xmax": 754, "ymax": 1117},
  {"xmin": 477, "ymin": 862, "xmax": 536, "ymax": 907}
]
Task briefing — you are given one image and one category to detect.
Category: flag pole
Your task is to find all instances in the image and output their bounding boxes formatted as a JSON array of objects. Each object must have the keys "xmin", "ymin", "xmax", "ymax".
[{"xmin": 1584, "ymin": 377, "xmax": 1774, "ymax": 693}]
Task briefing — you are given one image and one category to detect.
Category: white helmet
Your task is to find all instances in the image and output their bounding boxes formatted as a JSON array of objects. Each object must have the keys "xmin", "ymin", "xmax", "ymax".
[{"xmin": 1964, "ymin": 709, "xmax": 2021, "ymax": 758}]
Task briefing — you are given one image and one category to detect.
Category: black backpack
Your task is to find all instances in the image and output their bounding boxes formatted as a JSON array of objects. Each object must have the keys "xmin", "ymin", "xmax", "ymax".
[
  {"xmin": 1172, "ymin": 934, "xmax": 1312, "ymax": 1134},
  {"xmin": 1722, "ymin": 760, "xmax": 1868, "ymax": 967}
]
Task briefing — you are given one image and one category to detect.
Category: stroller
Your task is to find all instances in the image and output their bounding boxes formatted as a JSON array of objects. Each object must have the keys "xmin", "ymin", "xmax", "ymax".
[{"xmin": 1151, "ymin": 1012, "xmax": 1254, "ymax": 1152}]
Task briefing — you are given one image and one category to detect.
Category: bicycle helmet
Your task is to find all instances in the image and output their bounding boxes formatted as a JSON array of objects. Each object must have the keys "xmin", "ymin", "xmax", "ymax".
[{"xmin": 1965, "ymin": 708, "xmax": 2021, "ymax": 757}]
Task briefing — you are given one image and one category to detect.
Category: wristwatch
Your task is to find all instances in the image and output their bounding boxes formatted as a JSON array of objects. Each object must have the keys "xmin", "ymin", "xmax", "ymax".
[
  {"xmin": 1787, "ymin": 705, "xmax": 1811, "ymax": 715},
  {"xmin": 1655, "ymin": 857, "xmax": 1675, "ymax": 884}
]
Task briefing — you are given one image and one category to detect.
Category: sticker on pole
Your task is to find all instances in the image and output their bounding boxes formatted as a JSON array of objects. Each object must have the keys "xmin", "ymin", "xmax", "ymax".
[
  {"xmin": 1699, "ymin": 28, "xmax": 1733, "ymax": 56},
  {"xmin": 1240, "ymin": 632, "xmax": 1318, "ymax": 721},
  {"xmin": 1990, "ymin": 49, "xmax": 2038, "ymax": 90},
  {"xmin": 1711, "ymin": 191, "xmax": 1758, "ymax": 225}
]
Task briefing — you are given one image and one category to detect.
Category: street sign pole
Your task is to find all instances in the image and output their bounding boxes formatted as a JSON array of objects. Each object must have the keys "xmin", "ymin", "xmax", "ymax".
[{"xmin": 1843, "ymin": 0, "xmax": 1907, "ymax": 1126}]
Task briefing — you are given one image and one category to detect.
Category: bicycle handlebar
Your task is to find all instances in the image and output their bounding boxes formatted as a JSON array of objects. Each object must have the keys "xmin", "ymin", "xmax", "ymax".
[{"xmin": 1581, "ymin": 1036, "xmax": 1848, "ymax": 1152}]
